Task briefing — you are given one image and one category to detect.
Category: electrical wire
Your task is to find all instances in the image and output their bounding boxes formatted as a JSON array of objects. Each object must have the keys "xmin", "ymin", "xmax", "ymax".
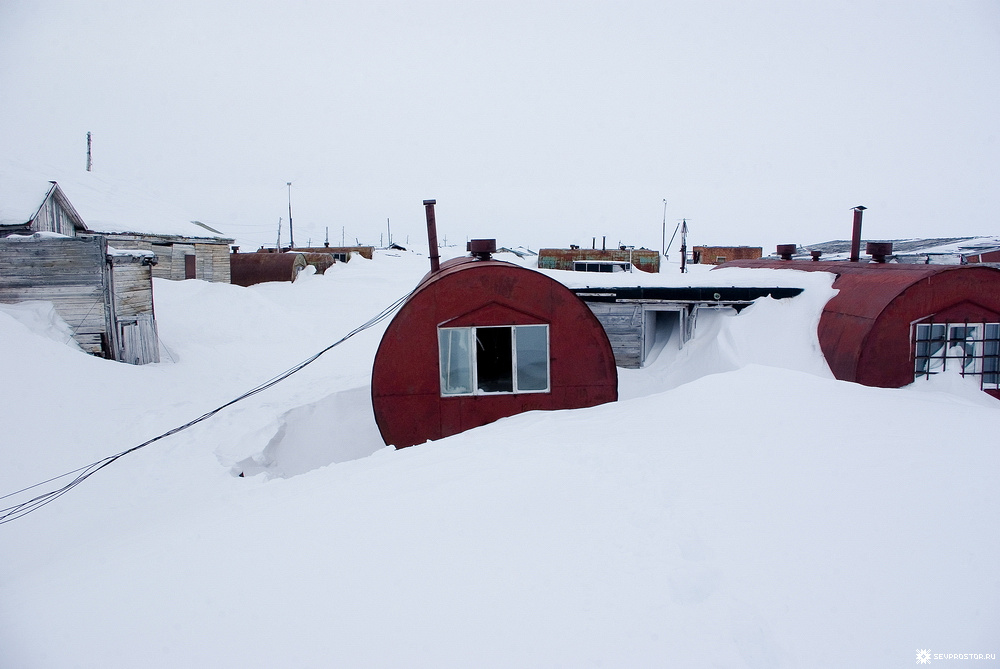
[{"xmin": 0, "ymin": 289, "xmax": 412, "ymax": 526}]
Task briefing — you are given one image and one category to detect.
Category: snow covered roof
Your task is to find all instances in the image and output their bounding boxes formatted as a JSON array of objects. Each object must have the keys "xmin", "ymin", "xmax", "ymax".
[
  {"xmin": 0, "ymin": 179, "xmax": 56, "ymax": 227},
  {"xmin": 0, "ymin": 161, "xmax": 232, "ymax": 240},
  {"xmin": 797, "ymin": 236, "xmax": 1000, "ymax": 261}
]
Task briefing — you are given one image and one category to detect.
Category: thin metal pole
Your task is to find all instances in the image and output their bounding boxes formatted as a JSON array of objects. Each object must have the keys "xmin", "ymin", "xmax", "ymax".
[
  {"xmin": 661, "ymin": 199, "xmax": 667, "ymax": 256},
  {"xmin": 287, "ymin": 182, "xmax": 295, "ymax": 249}
]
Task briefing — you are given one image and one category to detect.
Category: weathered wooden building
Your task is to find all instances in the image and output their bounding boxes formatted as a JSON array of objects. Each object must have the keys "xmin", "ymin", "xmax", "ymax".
[
  {"xmin": 538, "ymin": 247, "xmax": 661, "ymax": 273},
  {"xmin": 100, "ymin": 230, "xmax": 234, "ymax": 282},
  {"xmin": 0, "ymin": 180, "xmax": 89, "ymax": 238},
  {"xmin": 0, "ymin": 234, "xmax": 159, "ymax": 364},
  {"xmin": 691, "ymin": 246, "xmax": 763, "ymax": 265},
  {"xmin": 573, "ymin": 286, "xmax": 802, "ymax": 368}
]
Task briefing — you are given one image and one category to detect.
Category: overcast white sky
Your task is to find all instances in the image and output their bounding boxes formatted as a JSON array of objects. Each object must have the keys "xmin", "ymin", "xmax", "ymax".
[{"xmin": 2, "ymin": 0, "xmax": 998, "ymax": 252}]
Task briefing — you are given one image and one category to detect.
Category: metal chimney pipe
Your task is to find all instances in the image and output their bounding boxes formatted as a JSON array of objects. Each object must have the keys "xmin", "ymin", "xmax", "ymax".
[
  {"xmin": 424, "ymin": 199, "xmax": 440, "ymax": 272},
  {"xmin": 849, "ymin": 205, "xmax": 867, "ymax": 262}
]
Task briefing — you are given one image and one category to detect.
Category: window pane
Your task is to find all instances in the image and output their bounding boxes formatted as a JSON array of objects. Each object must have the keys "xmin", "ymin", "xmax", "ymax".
[
  {"xmin": 948, "ymin": 325, "xmax": 981, "ymax": 372},
  {"xmin": 439, "ymin": 328, "xmax": 472, "ymax": 395},
  {"xmin": 916, "ymin": 324, "xmax": 947, "ymax": 375},
  {"xmin": 476, "ymin": 327, "xmax": 514, "ymax": 392},
  {"xmin": 985, "ymin": 324, "xmax": 1000, "ymax": 385},
  {"xmin": 515, "ymin": 325, "xmax": 549, "ymax": 391}
]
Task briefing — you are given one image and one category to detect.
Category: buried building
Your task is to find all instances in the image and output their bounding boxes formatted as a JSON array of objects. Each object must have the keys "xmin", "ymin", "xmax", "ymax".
[
  {"xmin": 723, "ymin": 257, "xmax": 1000, "ymax": 399},
  {"xmin": 371, "ymin": 222, "xmax": 618, "ymax": 448}
]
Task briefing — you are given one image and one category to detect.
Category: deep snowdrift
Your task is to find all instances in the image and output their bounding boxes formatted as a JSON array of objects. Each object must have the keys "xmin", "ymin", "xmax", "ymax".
[{"xmin": 1, "ymin": 252, "xmax": 997, "ymax": 668}]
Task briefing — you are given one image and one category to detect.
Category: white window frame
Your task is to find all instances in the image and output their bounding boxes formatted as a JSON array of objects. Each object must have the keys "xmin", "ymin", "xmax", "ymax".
[
  {"xmin": 438, "ymin": 324, "xmax": 551, "ymax": 396},
  {"xmin": 913, "ymin": 322, "xmax": 1000, "ymax": 389}
]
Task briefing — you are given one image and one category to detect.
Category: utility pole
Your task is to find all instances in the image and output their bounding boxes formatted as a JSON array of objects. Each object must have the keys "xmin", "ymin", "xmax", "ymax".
[
  {"xmin": 276, "ymin": 217, "xmax": 282, "ymax": 250},
  {"xmin": 286, "ymin": 182, "xmax": 295, "ymax": 249},
  {"xmin": 86, "ymin": 132, "xmax": 93, "ymax": 172},
  {"xmin": 387, "ymin": 217, "xmax": 391, "ymax": 246},
  {"xmin": 661, "ymin": 199, "xmax": 667, "ymax": 256},
  {"xmin": 679, "ymin": 219, "xmax": 688, "ymax": 274}
]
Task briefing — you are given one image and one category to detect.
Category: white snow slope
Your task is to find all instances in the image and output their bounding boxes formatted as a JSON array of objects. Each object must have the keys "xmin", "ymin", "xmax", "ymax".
[{"xmin": 1, "ymin": 251, "xmax": 997, "ymax": 668}]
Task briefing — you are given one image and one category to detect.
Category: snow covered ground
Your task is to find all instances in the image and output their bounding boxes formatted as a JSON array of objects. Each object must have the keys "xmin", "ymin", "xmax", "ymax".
[{"xmin": 1, "ymin": 250, "xmax": 997, "ymax": 668}]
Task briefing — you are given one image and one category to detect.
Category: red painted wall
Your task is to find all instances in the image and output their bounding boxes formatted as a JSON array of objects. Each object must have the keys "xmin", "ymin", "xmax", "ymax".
[
  {"xmin": 720, "ymin": 260, "xmax": 1000, "ymax": 398},
  {"xmin": 967, "ymin": 250, "xmax": 1000, "ymax": 263},
  {"xmin": 372, "ymin": 257, "xmax": 618, "ymax": 448}
]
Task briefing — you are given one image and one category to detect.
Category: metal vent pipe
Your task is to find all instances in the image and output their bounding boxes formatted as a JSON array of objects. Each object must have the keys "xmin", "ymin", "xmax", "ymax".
[
  {"xmin": 849, "ymin": 205, "xmax": 867, "ymax": 262},
  {"xmin": 424, "ymin": 199, "xmax": 440, "ymax": 273}
]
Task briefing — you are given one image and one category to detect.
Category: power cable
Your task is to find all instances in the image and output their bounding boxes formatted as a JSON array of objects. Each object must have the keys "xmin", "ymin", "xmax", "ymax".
[{"xmin": 0, "ymin": 289, "xmax": 411, "ymax": 526}]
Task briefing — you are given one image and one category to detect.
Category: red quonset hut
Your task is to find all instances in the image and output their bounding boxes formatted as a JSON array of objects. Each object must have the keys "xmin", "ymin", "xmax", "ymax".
[
  {"xmin": 721, "ymin": 260, "xmax": 1000, "ymax": 398},
  {"xmin": 371, "ymin": 246, "xmax": 619, "ymax": 449}
]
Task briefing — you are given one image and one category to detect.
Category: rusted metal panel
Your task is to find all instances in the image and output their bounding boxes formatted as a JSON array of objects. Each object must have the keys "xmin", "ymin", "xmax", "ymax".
[
  {"xmin": 230, "ymin": 252, "xmax": 332, "ymax": 286},
  {"xmin": 287, "ymin": 245, "xmax": 375, "ymax": 260},
  {"xmin": 537, "ymin": 248, "xmax": 660, "ymax": 273},
  {"xmin": 371, "ymin": 256, "xmax": 618, "ymax": 448},
  {"xmin": 720, "ymin": 259, "xmax": 1000, "ymax": 394},
  {"xmin": 967, "ymin": 249, "xmax": 1000, "ymax": 263}
]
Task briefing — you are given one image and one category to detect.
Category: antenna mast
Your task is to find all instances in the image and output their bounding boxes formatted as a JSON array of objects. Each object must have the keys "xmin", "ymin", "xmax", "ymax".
[
  {"xmin": 286, "ymin": 182, "xmax": 295, "ymax": 249},
  {"xmin": 679, "ymin": 219, "xmax": 688, "ymax": 274}
]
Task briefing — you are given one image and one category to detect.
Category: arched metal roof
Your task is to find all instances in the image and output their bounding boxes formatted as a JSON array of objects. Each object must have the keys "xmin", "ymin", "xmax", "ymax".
[{"xmin": 721, "ymin": 260, "xmax": 1000, "ymax": 392}]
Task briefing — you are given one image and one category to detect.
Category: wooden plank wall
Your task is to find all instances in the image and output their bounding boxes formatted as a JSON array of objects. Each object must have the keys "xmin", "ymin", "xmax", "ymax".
[
  {"xmin": 0, "ymin": 236, "xmax": 112, "ymax": 357},
  {"xmin": 584, "ymin": 302, "xmax": 644, "ymax": 368},
  {"xmin": 110, "ymin": 259, "xmax": 154, "ymax": 317},
  {"xmin": 103, "ymin": 234, "xmax": 232, "ymax": 283},
  {"xmin": 32, "ymin": 193, "xmax": 76, "ymax": 236},
  {"xmin": 118, "ymin": 315, "xmax": 159, "ymax": 365},
  {"xmin": 109, "ymin": 257, "xmax": 159, "ymax": 365}
]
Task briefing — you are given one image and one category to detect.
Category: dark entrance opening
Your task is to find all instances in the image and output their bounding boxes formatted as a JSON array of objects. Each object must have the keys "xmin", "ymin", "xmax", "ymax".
[{"xmin": 476, "ymin": 327, "xmax": 513, "ymax": 392}]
